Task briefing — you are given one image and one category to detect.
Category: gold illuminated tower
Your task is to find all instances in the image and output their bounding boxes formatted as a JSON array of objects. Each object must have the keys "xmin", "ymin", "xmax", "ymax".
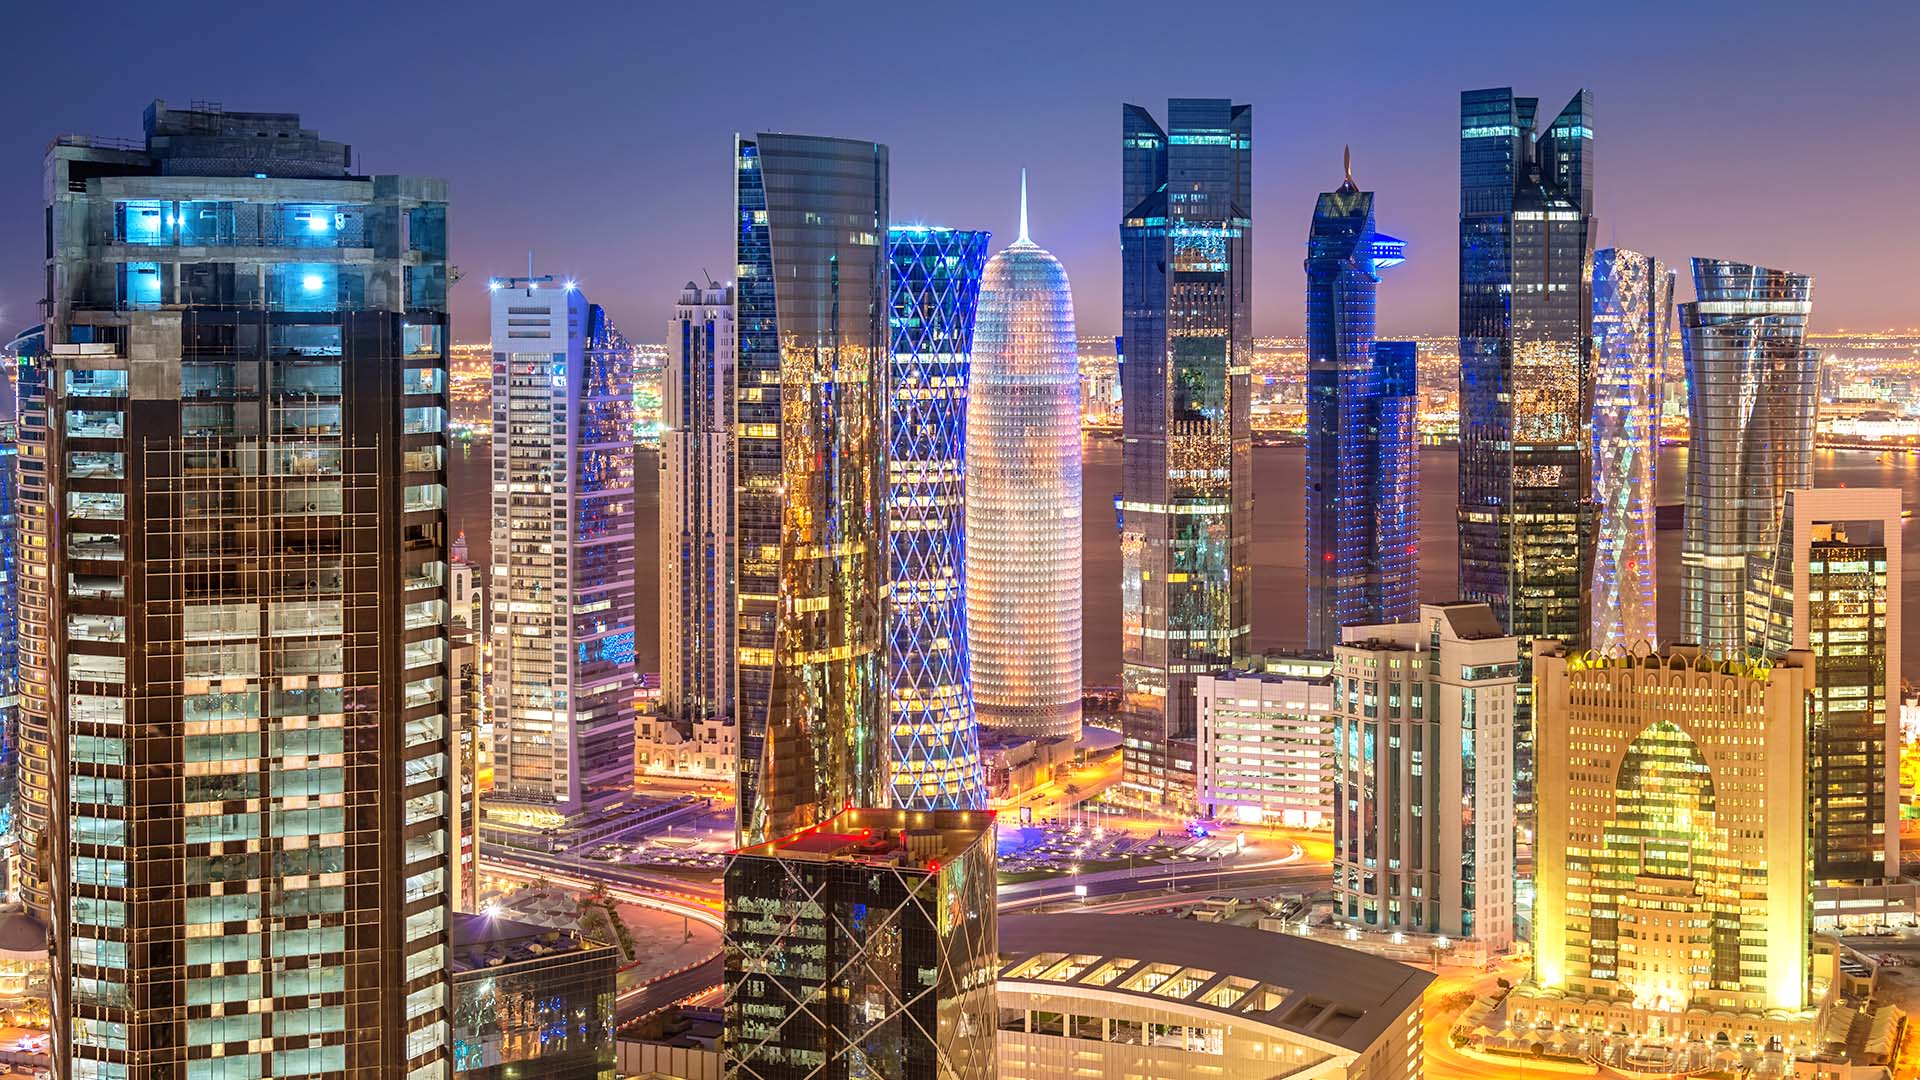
[
  {"xmin": 732, "ymin": 134, "xmax": 889, "ymax": 845},
  {"xmin": 1526, "ymin": 642, "xmax": 1812, "ymax": 1054}
]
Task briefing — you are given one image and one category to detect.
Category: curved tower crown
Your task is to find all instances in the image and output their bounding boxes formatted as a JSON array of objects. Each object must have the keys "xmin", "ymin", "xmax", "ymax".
[{"xmin": 966, "ymin": 175, "xmax": 1082, "ymax": 739}]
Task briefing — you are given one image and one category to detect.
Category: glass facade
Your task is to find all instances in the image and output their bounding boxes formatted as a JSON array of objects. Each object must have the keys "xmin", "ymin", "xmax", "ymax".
[
  {"xmin": 1679, "ymin": 258, "xmax": 1817, "ymax": 656},
  {"xmin": 1303, "ymin": 164, "xmax": 1415, "ymax": 652},
  {"xmin": 38, "ymin": 102, "xmax": 452, "ymax": 1078},
  {"xmin": 1118, "ymin": 99, "xmax": 1252, "ymax": 810},
  {"xmin": 966, "ymin": 183, "xmax": 1082, "ymax": 740},
  {"xmin": 450, "ymin": 915, "xmax": 617, "ymax": 1080},
  {"xmin": 0, "ymin": 336, "xmax": 26, "ymax": 864},
  {"xmin": 1588, "ymin": 248, "xmax": 1673, "ymax": 653},
  {"xmin": 734, "ymin": 135, "xmax": 889, "ymax": 845},
  {"xmin": 1456, "ymin": 86, "xmax": 1594, "ymax": 849},
  {"xmin": 488, "ymin": 279, "xmax": 638, "ymax": 810},
  {"xmin": 886, "ymin": 228, "xmax": 989, "ymax": 810},
  {"xmin": 723, "ymin": 808, "xmax": 998, "ymax": 1080},
  {"xmin": 1754, "ymin": 490, "xmax": 1899, "ymax": 883},
  {"xmin": 660, "ymin": 283, "xmax": 737, "ymax": 728}
]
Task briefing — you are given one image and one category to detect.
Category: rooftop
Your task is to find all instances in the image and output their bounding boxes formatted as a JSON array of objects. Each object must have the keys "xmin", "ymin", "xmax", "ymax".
[
  {"xmin": 732, "ymin": 807, "xmax": 994, "ymax": 871},
  {"xmin": 449, "ymin": 912, "xmax": 612, "ymax": 976},
  {"xmin": 1428, "ymin": 601, "xmax": 1510, "ymax": 640},
  {"xmin": 998, "ymin": 914, "xmax": 1433, "ymax": 1056}
]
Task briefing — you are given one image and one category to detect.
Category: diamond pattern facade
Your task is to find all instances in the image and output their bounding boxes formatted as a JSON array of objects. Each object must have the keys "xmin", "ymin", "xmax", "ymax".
[
  {"xmin": 886, "ymin": 229, "xmax": 989, "ymax": 810},
  {"xmin": 723, "ymin": 808, "xmax": 999, "ymax": 1080}
]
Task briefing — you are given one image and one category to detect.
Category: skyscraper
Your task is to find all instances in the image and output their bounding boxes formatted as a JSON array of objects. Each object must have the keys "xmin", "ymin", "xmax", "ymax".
[
  {"xmin": 1456, "ymin": 86, "xmax": 1594, "ymax": 841},
  {"xmin": 1118, "ymin": 99, "xmax": 1253, "ymax": 809},
  {"xmin": 660, "ymin": 280, "xmax": 736, "ymax": 730},
  {"xmin": 734, "ymin": 134, "xmax": 889, "ymax": 845},
  {"xmin": 722, "ymin": 808, "xmax": 998, "ymax": 1080},
  {"xmin": 1332, "ymin": 603, "xmax": 1518, "ymax": 954},
  {"xmin": 35, "ymin": 100, "xmax": 453, "ymax": 1077},
  {"xmin": 489, "ymin": 274, "xmax": 637, "ymax": 812},
  {"xmin": 967, "ymin": 176, "xmax": 1082, "ymax": 741},
  {"xmin": 1588, "ymin": 248, "xmax": 1672, "ymax": 652},
  {"xmin": 0, "ymin": 329, "xmax": 29, "ymax": 874},
  {"xmin": 1304, "ymin": 153, "xmax": 1416, "ymax": 652},
  {"xmin": 887, "ymin": 227, "xmax": 989, "ymax": 810},
  {"xmin": 1753, "ymin": 488, "xmax": 1901, "ymax": 885},
  {"xmin": 12, "ymin": 329, "xmax": 49, "ymax": 914},
  {"xmin": 1528, "ymin": 642, "xmax": 1812, "ymax": 1054},
  {"xmin": 1679, "ymin": 258, "xmax": 1818, "ymax": 656}
]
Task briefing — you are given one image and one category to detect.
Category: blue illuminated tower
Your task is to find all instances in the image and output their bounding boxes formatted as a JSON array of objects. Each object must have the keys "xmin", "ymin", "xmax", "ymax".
[
  {"xmin": 1304, "ymin": 151, "xmax": 1416, "ymax": 652},
  {"xmin": 1456, "ymin": 87, "xmax": 1594, "ymax": 851},
  {"xmin": 887, "ymin": 227, "xmax": 989, "ymax": 810}
]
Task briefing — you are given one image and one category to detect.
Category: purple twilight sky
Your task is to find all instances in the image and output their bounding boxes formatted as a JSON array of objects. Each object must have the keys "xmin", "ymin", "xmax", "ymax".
[{"xmin": 3, "ymin": 0, "xmax": 1917, "ymax": 344}]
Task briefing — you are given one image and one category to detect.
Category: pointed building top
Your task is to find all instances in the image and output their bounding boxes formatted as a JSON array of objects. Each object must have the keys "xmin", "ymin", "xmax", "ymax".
[
  {"xmin": 1018, "ymin": 168, "xmax": 1031, "ymax": 245},
  {"xmin": 1338, "ymin": 146, "xmax": 1358, "ymax": 193}
]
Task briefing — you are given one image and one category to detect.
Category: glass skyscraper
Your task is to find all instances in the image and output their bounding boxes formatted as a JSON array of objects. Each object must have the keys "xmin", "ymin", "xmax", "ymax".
[
  {"xmin": 967, "ymin": 178, "xmax": 1083, "ymax": 742},
  {"xmin": 723, "ymin": 808, "xmax": 998, "ymax": 1080},
  {"xmin": 886, "ymin": 227, "xmax": 989, "ymax": 810},
  {"xmin": 36, "ymin": 101, "xmax": 453, "ymax": 1078},
  {"xmin": 1753, "ymin": 489, "xmax": 1900, "ymax": 885},
  {"xmin": 660, "ymin": 281, "xmax": 736, "ymax": 730},
  {"xmin": 1588, "ymin": 248, "xmax": 1672, "ymax": 653},
  {"xmin": 1303, "ymin": 156, "xmax": 1416, "ymax": 653},
  {"xmin": 1118, "ymin": 99, "xmax": 1253, "ymax": 810},
  {"xmin": 489, "ymin": 276, "xmax": 637, "ymax": 812},
  {"xmin": 1680, "ymin": 258, "xmax": 1817, "ymax": 656},
  {"xmin": 1456, "ymin": 86, "xmax": 1594, "ymax": 840},
  {"xmin": 734, "ymin": 134, "xmax": 889, "ymax": 845}
]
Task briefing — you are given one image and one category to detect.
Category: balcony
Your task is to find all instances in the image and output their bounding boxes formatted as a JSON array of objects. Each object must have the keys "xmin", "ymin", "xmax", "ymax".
[
  {"xmin": 68, "ymin": 574, "xmax": 125, "ymax": 600},
  {"xmin": 69, "ymin": 533, "xmax": 124, "ymax": 561},
  {"xmin": 68, "ymin": 451, "xmax": 124, "ymax": 479},
  {"xmin": 68, "ymin": 614, "xmax": 126, "ymax": 643},
  {"xmin": 403, "ymin": 484, "xmax": 444, "ymax": 513},
  {"xmin": 403, "ymin": 677, "xmax": 444, "ymax": 710},
  {"xmin": 65, "ymin": 410, "xmax": 125, "ymax": 439}
]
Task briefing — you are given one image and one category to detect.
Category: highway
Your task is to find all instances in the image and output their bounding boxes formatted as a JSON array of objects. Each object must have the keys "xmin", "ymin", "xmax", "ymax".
[
  {"xmin": 485, "ymin": 838, "xmax": 1336, "ymax": 1025},
  {"xmin": 479, "ymin": 846, "xmax": 725, "ymax": 1023}
]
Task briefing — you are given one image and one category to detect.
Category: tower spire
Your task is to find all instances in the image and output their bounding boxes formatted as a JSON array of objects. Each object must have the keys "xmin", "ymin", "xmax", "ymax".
[
  {"xmin": 1018, "ymin": 168, "xmax": 1030, "ymax": 245},
  {"xmin": 1344, "ymin": 145, "xmax": 1352, "ymax": 186}
]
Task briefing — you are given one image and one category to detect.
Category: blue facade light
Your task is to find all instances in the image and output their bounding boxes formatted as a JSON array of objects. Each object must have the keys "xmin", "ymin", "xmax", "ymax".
[
  {"xmin": 1304, "ymin": 158, "xmax": 1417, "ymax": 652},
  {"xmin": 886, "ymin": 226, "xmax": 990, "ymax": 811},
  {"xmin": 301, "ymin": 273, "xmax": 325, "ymax": 292}
]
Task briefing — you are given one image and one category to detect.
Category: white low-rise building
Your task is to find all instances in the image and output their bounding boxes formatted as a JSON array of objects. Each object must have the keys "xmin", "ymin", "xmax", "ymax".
[
  {"xmin": 996, "ymin": 914, "xmax": 1431, "ymax": 1080},
  {"xmin": 1196, "ymin": 657, "xmax": 1335, "ymax": 828}
]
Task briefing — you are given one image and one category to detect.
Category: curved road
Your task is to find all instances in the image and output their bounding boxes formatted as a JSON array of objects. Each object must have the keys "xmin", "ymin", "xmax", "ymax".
[{"xmin": 487, "ymin": 841, "xmax": 1334, "ymax": 1025}]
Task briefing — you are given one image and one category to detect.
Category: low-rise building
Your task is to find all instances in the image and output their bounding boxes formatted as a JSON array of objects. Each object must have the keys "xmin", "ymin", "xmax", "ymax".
[
  {"xmin": 1197, "ymin": 655, "xmax": 1336, "ymax": 828},
  {"xmin": 635, "ymin": 705, "xmax": 736, "ymax": 783},
  {"xmin": 996, "ymin": 913, "xmax": 1431, "ymax": 1080},
  {"xmin": 450, "ymin": 913, "xmax": 618, "ymax": 1079}
]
